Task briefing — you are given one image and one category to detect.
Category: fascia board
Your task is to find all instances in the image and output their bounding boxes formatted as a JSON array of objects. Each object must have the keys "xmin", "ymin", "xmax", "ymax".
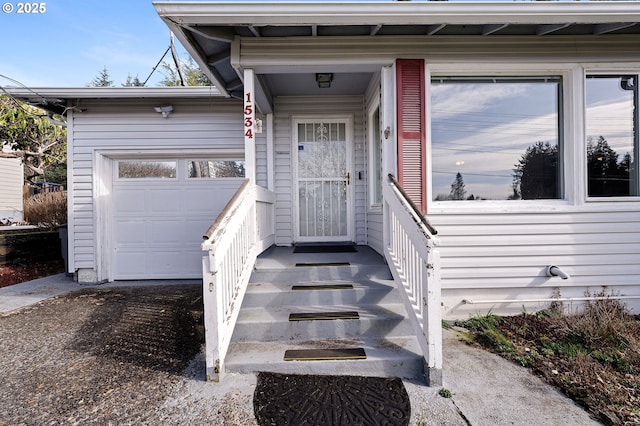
[
  {"xmin": 4, "ymin": 86, "xmax": 224, "ymax": 100},
  {"xmin": 153, "ymin": 2, "xmax": 640, "ymax": 26},
  {"xmin": 158, "ymin": 16, "xmax": 231, "ymax": 98}
]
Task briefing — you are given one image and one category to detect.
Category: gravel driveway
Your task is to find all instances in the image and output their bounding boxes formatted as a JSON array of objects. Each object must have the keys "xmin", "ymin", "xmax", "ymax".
[{"xmin": 0, "ymin": 285, "xmax": 255, "ymax": 425}]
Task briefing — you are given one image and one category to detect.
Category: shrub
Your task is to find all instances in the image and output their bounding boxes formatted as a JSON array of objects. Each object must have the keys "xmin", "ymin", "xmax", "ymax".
[{"xmin": 24, "ymin": 192, "xmax": 67, "ymax": 229}]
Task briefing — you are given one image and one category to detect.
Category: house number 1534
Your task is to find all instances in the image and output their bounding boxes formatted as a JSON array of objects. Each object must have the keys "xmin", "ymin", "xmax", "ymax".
[{"xmin": 244, "ymin": 93, "xmax": 253, "ymax": 139}]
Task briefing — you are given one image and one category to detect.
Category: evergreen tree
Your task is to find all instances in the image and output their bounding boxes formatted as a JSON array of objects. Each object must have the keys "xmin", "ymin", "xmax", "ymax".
[
  {"xmin": 159, "ymin": 57, "xmax": 211, "ymax": 86},
  {"xmin": 587, "ymin": 136, "xmax": 629, "ymax": 196},
  {"xmin": 449, "ymin": 172, "xmax": 467, "ymax": 200},
  {"xmin": 122, "ymin": 74, "xmax": 144, "ymax": 87},
  {"xmin": 512, "ymin": 141, "xmax": 558, "ymax": 200},
  {"xmin": 90, "ymin": 66, "xmax": 114, "ymax": 87}
]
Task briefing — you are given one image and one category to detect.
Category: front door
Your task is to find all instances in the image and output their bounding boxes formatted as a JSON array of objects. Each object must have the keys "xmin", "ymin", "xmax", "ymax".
[{"xmin": 293, "ymin": 118, "xmax": 353, "ymax": 242}]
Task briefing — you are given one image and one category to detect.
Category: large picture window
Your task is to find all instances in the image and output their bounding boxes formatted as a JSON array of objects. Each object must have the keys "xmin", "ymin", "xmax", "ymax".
[
  {"xmin": 585, "ymin": 75, "xmax": 638, "ymax": 197},
  {"xmin": 431, "ymin": 77, "xmax": 562, "ymax": 201}
]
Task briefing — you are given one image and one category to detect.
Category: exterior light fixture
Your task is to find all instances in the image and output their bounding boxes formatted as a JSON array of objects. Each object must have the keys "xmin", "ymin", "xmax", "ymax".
[
  {"xmin": 154, "ymin": 105, "xmax": 173, "ymax": 118},
  {"xmin": 316, "ymin": 73, "xmax": 333, "ymax": 88}
]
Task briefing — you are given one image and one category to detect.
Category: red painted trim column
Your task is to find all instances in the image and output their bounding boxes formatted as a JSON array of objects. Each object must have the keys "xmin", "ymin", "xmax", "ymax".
[{"xmin": 396, "ymin": 59, "xmax": 427, "ymax": 213}]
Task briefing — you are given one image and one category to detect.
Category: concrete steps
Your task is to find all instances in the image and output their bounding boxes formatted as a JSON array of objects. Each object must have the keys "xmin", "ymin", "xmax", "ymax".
[
  {"xmin": 225, "ymin": 337, "xmax": 424, "ymax": 378},
  {"xmin": 224, "ymin": 246, "xmax": 425, "ymax": 380},
  {"xmin": 232, "ymin": 303, "xmax": 412, "ymax": 342}
]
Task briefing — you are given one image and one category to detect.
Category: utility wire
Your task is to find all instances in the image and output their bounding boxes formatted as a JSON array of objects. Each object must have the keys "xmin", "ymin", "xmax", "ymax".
[
  {"xmin": 0, "ymin": 74, "xmax": 49, "ymax": 118},
  {"xmin": 143, "ymin": 45, "xmax": 172, "ymax": 86}
]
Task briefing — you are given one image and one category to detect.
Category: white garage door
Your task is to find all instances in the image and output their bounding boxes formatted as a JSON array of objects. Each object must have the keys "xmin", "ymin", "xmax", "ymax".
[{"xmin": 112, "ymin": 159, "xmax": 244, "ymax": 280}]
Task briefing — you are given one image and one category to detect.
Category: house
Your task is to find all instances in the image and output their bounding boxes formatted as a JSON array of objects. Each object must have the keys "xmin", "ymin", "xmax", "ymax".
[
  {"xmin": 0, "ymin": 153, "xmax": 24, "ymax": 223},
  {"xmin": 8, "ymin": 1, "xmax": 640, "ymax": 384}
]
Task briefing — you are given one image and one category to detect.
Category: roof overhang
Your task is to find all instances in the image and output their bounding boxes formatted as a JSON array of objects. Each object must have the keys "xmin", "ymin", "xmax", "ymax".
[
  {"xmin": 154, "ymin": 1, "xmax": 640, "ymax": 103},
  {"xmin": 3, "ymin": 86, "xmax": 224, "ymax": 115}
]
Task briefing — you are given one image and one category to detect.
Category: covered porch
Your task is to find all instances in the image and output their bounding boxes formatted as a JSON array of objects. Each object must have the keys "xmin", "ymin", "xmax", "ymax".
[{"xmin": 157, "ymin": 5, "xmax": 445, "ymax": 384}]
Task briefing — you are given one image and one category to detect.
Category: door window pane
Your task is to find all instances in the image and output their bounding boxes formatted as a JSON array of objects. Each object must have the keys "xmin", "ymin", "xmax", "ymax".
[
  {"xmin": 586, "ymin": 75, "xmax": 638, "ymax": 197},
  {"xmin": 297, "ymin": 123, "xmax": 346, "ymax": 179},
  {"xmin": 431, "ymin": 77, "xmax": 561, "ymax": 200}
]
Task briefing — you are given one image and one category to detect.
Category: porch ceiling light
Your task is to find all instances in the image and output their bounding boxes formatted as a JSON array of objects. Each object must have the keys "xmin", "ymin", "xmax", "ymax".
[{"xmin": 316, "ymin": 73, "xmax": 333, "ymax": 89}]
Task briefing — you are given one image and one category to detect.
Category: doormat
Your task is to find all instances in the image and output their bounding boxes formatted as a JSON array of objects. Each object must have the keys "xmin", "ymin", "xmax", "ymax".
[
  {"xmin": 254, "ymin": 372, "xmax": 411, "ymax": 426},
  {"xmin": 292, "ymin": 283, "xmax": 354, "ymax": 291},
  {"xmin": 295, "ymin": 262, "xmax": 351, "ymax": 267},
  {"xmin": 293, "ymin": 245, "xmax": 357, "ymax": 253}
]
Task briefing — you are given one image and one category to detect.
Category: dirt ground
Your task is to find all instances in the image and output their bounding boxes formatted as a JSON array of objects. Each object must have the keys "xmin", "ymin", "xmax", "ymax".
[
  {"xmin": 0, "ymin": 259, "xmax": 65, "ymax": 288},
  {"xmin": 0, "ymin": 285, "xmax": 205, "ymax": 425},
  {"xmin": 460, "ymin": 304, "xmax": 640, "ymax": 426}
]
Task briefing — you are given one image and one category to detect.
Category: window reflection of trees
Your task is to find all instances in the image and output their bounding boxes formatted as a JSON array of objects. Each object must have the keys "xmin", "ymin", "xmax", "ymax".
[
  {"xmin": 188, "ymin": 160, "xmax": 245, "ymax": 178},
  {"xmin": 587, "ymin": 136, "xmax": 634, "ymax": 197},
  {"xmin": 118, "ymin": 161, "xmax": 176, "ymax": 179},
  {"xmin": 431, "ymin": 77, "xmax": 560, "ymax": 201},
  {"xmin": 585, "ymin": 75, "xmax": 637, "ymax": 197}
]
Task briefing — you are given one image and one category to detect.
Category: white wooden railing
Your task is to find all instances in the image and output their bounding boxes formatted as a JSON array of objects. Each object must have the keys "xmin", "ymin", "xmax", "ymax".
[
  {"xmin": 201, "ymin": 179, "xmax": 275, "ymax": 382},
  {"xmin": 383, "ymin": 174, "xmax": 443, "ymax": 386}
]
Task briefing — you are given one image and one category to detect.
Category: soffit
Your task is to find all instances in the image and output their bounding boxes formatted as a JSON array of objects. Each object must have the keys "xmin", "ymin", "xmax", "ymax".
[{"xmin": 154, "ymin": 2, "xmax": 640, "ymax": 99}]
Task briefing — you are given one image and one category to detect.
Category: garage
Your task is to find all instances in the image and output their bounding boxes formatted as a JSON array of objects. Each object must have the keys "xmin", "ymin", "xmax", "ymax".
[{"xmin": 112, "ymin": 158, "xmax": 244, "ymax": 280}]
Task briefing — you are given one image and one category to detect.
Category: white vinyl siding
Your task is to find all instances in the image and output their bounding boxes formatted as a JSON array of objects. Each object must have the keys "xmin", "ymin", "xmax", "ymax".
[
  {"xmin": 69, "ymin": 98, "xmax": 244, "ymax": 277},
  {"xmin": 433, "ymin": 207, "xmax": 640, "ymax": 319},
  {"xmin": 254, "ymin": 113, "xmax": 269, "ymax": 188},
  {"xmin": 0, "ymin": 158, "xmax": 23, "ymax": 221},
  {"xmin": 273, "ymin": 96, "xmax": 366, "ymax": 246}
]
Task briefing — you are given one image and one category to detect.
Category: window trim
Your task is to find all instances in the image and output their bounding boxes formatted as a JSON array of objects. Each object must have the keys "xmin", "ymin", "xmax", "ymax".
[
  {"xmin": 426, "ymin": 63, "xmax": 576, "ymax": 213},
  {"xmin": 367, "ymin": 98, "xmax": 383, "ymax": 210}
]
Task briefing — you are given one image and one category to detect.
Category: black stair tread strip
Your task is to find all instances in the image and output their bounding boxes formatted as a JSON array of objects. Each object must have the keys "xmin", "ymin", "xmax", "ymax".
[
  {"xmin": 291, "ymin": 284, "xmax": 354, "ymax": 290},
  {"xmin": 288, "ymin": 311, "xmax": 360, "ymax": 321},
  {"xmin": 295, "ymin": 262, "xmax": 351, "ymax": 267},
  {"xmin": 283, "ymin": 348, "xmax": 367, "ymax": 361}
]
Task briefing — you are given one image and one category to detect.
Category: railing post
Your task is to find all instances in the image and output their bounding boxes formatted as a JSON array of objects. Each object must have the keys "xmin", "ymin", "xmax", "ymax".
[
  {"xmin": 202, "ymin": 255, "xmax": 224, "ymax": 382},
  {"xmin": 423, "ymin": 243, "xmax": 442, "ymax": 386},
  {"xmin": 383, "ymin": 199, "xmax": 390, "ymax": 252}
]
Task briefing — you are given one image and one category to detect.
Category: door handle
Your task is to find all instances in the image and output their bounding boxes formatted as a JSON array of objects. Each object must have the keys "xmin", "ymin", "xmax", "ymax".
[{"xmin": 346, "ymin": 172, "xmax": 350, "ymax": 185}]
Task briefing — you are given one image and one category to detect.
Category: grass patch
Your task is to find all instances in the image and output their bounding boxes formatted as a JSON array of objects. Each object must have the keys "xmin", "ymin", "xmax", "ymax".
[
  {"xmin": 457, "ymin": 293, "xmax": 640, "ymax": 425},
  {"xmin": 456, "ymin": 313, "xmax": 515, "ymax": 354},
  {"xmin": 438, "ymin": 388, "xmax": 452, "ymax": 398}
]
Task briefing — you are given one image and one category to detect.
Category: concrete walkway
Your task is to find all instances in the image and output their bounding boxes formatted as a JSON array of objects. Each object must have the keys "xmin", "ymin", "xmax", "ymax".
[{"xmin": 0, "ymin": 274, "xmax": 600, "ymax": 425}]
